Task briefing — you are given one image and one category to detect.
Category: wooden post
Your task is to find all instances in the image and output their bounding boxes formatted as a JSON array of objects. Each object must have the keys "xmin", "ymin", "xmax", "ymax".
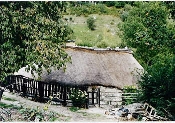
[
  {"xmin": 62, "ymin": 85, "xmax": 67, "ymax": 106},
  {"xmin": 13, "ymin": 76, "xmax": 17, "ymax": 91},
  {"xmin": 98, "ymin": 88, "xmax": 100, "ymax": 107},
  {"xmin": 0, "ymin": 88, "xmax": 4, "ymax": 101},
  {"xmin": 48, "ymin": 82, "xmax": 51, "ymax": 97},
  {"xmin": 22, "ymin": 77, "xmax": 27, "ymax": 97},
  {"xmin": 92, "ymin": 88, "xmax": 95, "ymax": 105},
  {"xmin": 38, "ymin": 81, "xmax": 44, "ymax": 102},
  {"xmin": 9, "ymin": 75, "xmax": 13, "ymax": 92}
]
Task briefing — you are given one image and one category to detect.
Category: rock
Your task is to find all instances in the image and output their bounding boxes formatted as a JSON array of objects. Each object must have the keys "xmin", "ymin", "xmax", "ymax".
[{"xmin": 127, "ymin": 114, "xmax": 133, "ymax": 120}]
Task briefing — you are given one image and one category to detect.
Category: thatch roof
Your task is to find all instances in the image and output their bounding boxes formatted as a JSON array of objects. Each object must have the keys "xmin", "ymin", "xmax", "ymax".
[{"xmin": 15, "ymin": 46, "xmax": 143, "ymax": 89}]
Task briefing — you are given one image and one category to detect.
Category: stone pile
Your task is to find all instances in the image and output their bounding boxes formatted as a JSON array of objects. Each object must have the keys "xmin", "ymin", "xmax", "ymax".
[
  {"xmin": 105, "ymin": 103, "xmax": 169, "ymax": 121},
  {"xmin": 105, "ymin": 103, "xmax": 145, "ymax": 121}
]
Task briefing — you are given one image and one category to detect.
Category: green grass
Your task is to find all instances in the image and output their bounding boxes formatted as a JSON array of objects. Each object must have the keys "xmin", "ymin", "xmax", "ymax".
[
  {"xmin": 2, "ymin": 96, "xmax": 17, "ymax": 101},
  {"xmin": 64, "ymin": 14, "xmax": 122, "ymax": 48},
  {"xmin": 0, "ymin": 102, "xmax": 20, "ymax": 109},
  {"xmin": 69, "ymin": 106, "xmax": 80, "ymax": 112}
]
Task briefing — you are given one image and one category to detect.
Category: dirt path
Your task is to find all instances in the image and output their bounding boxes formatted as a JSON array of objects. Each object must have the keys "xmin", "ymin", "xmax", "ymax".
[{"xmin": 1, "ymin": 91, "xmax": 120, "ymax": 122}]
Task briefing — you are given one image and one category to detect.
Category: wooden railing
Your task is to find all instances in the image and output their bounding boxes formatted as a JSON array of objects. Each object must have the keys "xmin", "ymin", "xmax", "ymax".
[
  {"xmin": 4, "ymin": 75, "xmax": 87, "ymax": 105},
  {"xmin": 4, "ymin": 75, "xmax": 100, "ymax": 107}
]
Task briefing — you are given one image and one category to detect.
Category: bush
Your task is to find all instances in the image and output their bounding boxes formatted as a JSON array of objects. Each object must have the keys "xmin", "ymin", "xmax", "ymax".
[
  {"xmin": 119, "ymin": 4, "xmax": 132, "ymax": 21},
  {"xmin": 69, "ymin": 88, "xmax": 88, "ymax": 108},
  {"xmin": 139, "ymin": 54, "xmax": 175, "ymax": 119},
  {"xmin": 122, "ymin": 85, "xmax": 138, "ymax": 105},
  {"xmin": 87, "ymin": 17, "xmax": 96, "ymax": 30}
]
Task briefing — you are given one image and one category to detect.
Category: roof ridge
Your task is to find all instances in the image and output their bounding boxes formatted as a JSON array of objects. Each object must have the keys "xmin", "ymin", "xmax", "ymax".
[{"xmin": 65, "ymin": 46, "xmax": 133, "ymax": 54}]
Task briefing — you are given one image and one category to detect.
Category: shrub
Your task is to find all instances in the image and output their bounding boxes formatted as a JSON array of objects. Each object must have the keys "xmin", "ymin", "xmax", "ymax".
[
  {"xmin": 122, "ymin": 85, "xmax": 138, "ymax": 105},
  {"xmin": 69, "ymin": 88, "xmax": 88, "ymax": 108},
  {"xmin": 139, "ymin": 54, "xmax": 175, "ymax": 119},
  {"xmin": 87, "ymin": 17, "xmax": 96, "ymax": 30}
]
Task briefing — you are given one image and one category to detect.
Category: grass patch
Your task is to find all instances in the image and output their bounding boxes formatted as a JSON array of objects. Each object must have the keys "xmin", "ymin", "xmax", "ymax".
[
  {"xmin": 2, "ymin": 96, "xmax": 17, "ymax": 101},
  {"xmin": 0, "ymin": 102, "xmax": 20, "ymax": 109},
  {"xmin": 69, "ymin": 106, "xmax": 80, "ymax": 112},
  {"xmin": 65, "ymin": 14, "xmax": 122, "ymax": 48}
]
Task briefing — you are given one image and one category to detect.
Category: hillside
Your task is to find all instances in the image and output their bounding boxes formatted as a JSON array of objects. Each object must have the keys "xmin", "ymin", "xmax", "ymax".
[{"xmin": 64, "ymin": 14, "xmax": 122, "ymax": 48}]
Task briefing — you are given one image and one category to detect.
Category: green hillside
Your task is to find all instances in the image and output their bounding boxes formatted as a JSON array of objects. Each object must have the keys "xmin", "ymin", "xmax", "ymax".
[{"xmin": 64, "ymin": 14, "xmax": 122, "ymax": 48}]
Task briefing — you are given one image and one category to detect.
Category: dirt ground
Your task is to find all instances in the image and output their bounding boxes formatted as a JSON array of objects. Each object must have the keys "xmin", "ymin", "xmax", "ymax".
[{"xmin": 1, "ymin": 91, "xmax": 123, "ymax": 122}]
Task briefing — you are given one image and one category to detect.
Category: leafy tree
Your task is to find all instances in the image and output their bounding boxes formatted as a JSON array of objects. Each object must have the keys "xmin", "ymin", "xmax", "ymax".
[
  {"xmin": 139, "ymin": 53, "xmax": 175, "ymax": 119},
  {"xmin": 87, "ymin": 17, "xmax": 96, "ymax": 30},
  {"xmin": 119, "ymin": 2, "xmax": 175, "ymax": 118},
  {"xmin": 163, "ymin": 1, "xmax": 175, "ymax": 20},
  {"xmin": 119, "ymin": 2, "xmax": 174, "ymax": 66},
  {"xmin": 0, "ymin": 2, "xmax": 73, "ymax": 82}
]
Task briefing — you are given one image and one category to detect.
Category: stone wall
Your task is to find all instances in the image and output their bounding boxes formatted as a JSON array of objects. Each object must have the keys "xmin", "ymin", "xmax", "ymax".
[{"xmin": 100, "ymin": 86, "xmax": 123, "ymax": 108}]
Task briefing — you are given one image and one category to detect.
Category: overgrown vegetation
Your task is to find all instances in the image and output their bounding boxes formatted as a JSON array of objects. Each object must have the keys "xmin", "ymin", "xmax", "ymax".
[
  {"xmin": 19, "ymin": 106, "xmax": 59, "ymax": 121},
  {"xmin": 139, "ymin": 54, "xmax": 175, "ymax": 120},
  {"xmin": 119, "ymin": 1, "xmax": 175, "ymax": 119},
  {"xmin": 122, "ymin": 86, "xmax": 138, "ymax": 105},
  {"xmin": 66, "ymin": 2, "xmax": 120, "ymax": 17},
  {"xmin": 0, "ymin": 97, "xmax": 69, "ymax": 122}
]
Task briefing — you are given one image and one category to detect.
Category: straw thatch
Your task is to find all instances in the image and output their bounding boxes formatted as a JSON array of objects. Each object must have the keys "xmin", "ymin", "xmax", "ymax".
[{"xmin": 15, "ymin": 46, "xmax": 143, "ymax": 89}]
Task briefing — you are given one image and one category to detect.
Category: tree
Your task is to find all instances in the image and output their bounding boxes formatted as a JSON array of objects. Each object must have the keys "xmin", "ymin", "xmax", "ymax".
[
  {"xmin": 139, "ymin": 53, "xmax": 175, "ymax": 119},
  {"xmin": 163, "ymin": 1, "xmax": 175, "ymax": 20},
  {"xmin": 0, "ymin": 2, "xmax": 73, "ymax": 82},
  {"xmin": 119, "ymin": 2, "xmax": 175, "ymax": 118},
  {"xmin": 119, "ymin": 2, "xmax": 174, "ymax": 66}
]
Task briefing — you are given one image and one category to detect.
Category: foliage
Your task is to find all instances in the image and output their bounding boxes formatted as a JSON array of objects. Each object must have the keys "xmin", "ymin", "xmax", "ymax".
[
  {"xmin": 119, "ymin": 4, "xmax": 133, "ymax": 21},
  {"xmin": 119, "ymin": 2, "xmax": 175, "ymax": 66},
  {"xmin": 67, "ymin": 3, "xmax": 119, "ymax": 16},
  {"xmin": 163, "ymin": 1, "xmax": 175, "ymax": 20},
  {"xmin": 122, "ymin": 85, "xmax": 138, "ymax": 105},
  {"xmin": 87, "ymin": 17, "xmax": 96, "ymax": 30},
  {"xmin": 19, "ymin": 106, "xmax": 58, "ymax": 121},
  {"xmin": 0, "ymin": 1, "xmax": 73, "ymax": 82},
  {"xmin": 123, "ymin": 85, "xmax": 138, "ymax": 93},
  {"xmin": 119, "ymin": 1, "xmax": 175, "ymax": 118},
  {"xmin": 0, "ymin": 102, "xmax": 21, "ymax": 122},
  {"xmin": 69, "ymin": 106, "xmax": 80, "ymax": 112},
  {"xmin": 139, "ymin": 54, "xmax": 175, "ymax": 119},
  {"xmin": 69, "ymin": 88, "xmax": 88, "ymax": 108}
]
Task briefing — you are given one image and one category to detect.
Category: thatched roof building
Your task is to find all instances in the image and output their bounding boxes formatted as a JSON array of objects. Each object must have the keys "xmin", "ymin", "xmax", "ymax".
[{"xmin": 15, "ymin": 46, "xmax": 143, "ymax": 89}]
